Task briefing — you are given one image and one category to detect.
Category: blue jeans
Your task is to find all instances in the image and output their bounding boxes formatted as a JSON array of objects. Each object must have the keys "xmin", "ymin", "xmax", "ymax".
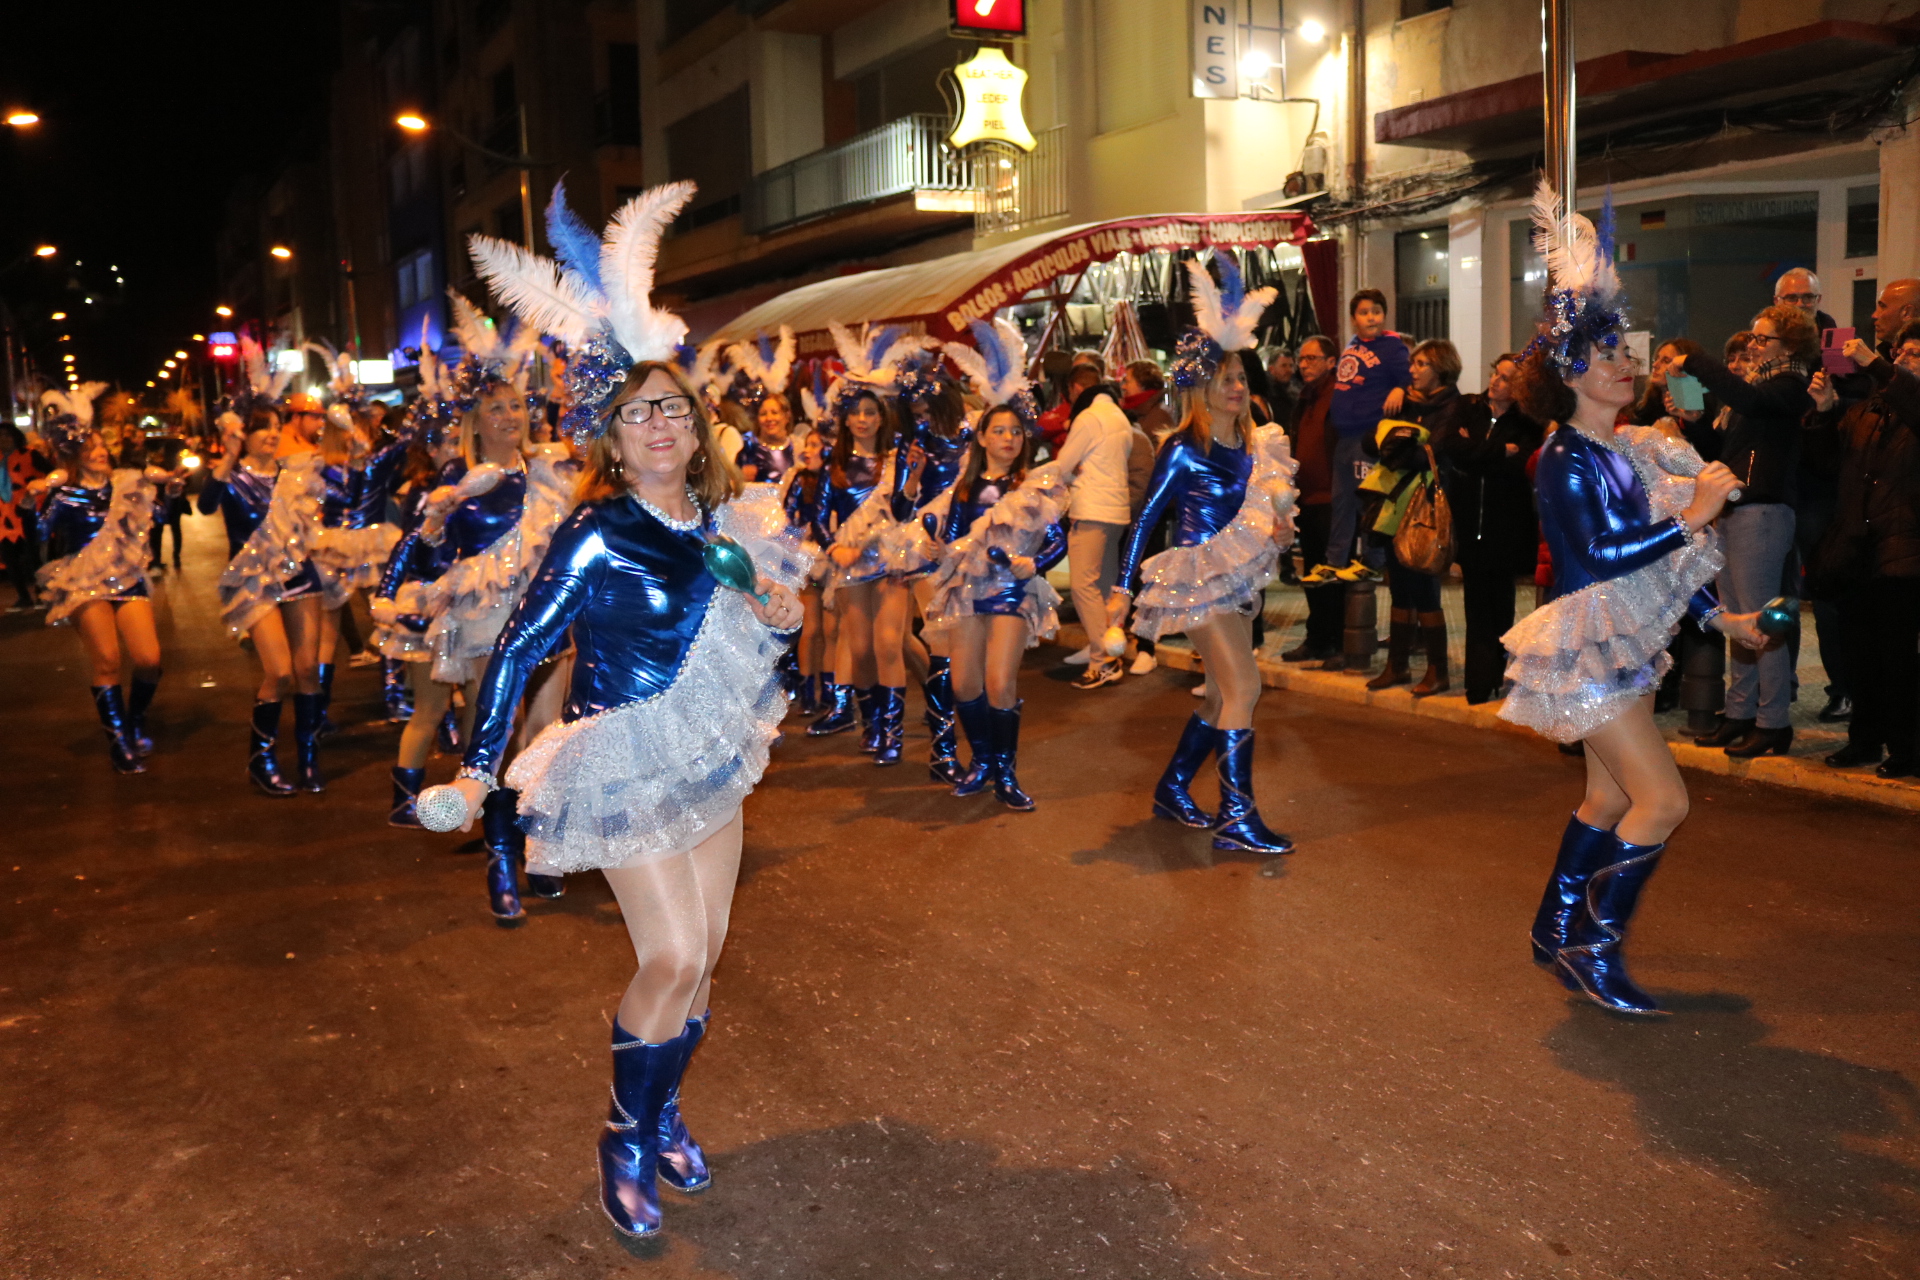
[
  {"xmin": 1720, "ymin": 503, "xmax": 1796, "ymax": 728},
  {"xmin": 1326, "ymin": 434, "xmax": 1384, "ymax": 570}
]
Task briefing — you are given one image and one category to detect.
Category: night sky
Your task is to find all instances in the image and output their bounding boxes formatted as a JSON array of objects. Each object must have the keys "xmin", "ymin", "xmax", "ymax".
[{"xmin": 0, "ymin": 3, "xmax": 341, "ymax": 397}]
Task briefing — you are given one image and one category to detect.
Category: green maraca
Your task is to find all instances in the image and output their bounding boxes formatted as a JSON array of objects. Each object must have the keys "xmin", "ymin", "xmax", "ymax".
[
  {"xmin": 1757, "ymin": 595, "xmax": 1800, "ymax": 639},
  {"xmin": 703, "ymin": 534, "xmax": 769, "ymax": 603}
]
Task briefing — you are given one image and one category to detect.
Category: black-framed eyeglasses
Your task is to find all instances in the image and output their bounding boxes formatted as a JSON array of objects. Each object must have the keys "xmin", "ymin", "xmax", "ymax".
[{"xmin": 613, "ymin": 395, "xmax": 696, "ymax": 426}]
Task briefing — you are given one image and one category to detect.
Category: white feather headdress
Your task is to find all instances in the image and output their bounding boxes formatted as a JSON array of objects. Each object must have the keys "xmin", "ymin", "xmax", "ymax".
[
  {"xmin": 240, "ymin": 336, "xmax": 296, "ymax": 404},
  {"xmin": 727, "ymin": 325, "xmax": 796, "ymax": 401},
  {"xmin": 1528, "ymin": 179, "xmax": 1628, "ymax": 373},
  {"xmin": 467, "ymin": 178, "xmax": 695, "ymax": 440},
  {"xmin": 825, "ymin": 321, "xmax": 932, "ymax": 411},
  {"xmin": 1170, "ymin": 253, "xmax": 1276, "ymax": 389},
  {"xmin": 941, "ymin": 317, "xmax": 1034, "ymax": 423}
]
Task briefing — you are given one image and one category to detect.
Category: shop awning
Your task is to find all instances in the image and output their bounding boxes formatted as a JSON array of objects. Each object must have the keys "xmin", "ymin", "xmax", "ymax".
[
  {"xmin": 1374, "ymin": 19, "xmax": 1918, "ymax": 153},
  {"xmin": 710, "ymin": 212, "xmax": 1316, "ymax": 355}
]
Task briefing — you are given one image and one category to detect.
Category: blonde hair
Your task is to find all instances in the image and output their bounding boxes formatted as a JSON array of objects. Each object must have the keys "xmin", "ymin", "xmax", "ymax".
[
  {"xmin": 459, "ymin": 385, "xmax": 531, "ymax": 468},
  {"xmin": 576, "ymin": 361, "xmax": 742, "ymax": 510},
  {"xmin": 1177, "ymin": 351, "xmax": 1253, "ymax": 454}
]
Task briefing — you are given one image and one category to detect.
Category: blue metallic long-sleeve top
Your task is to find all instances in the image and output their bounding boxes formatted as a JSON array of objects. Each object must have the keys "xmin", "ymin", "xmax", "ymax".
[
  {"xmin": 433, "ymin": 459, "xmax": 529, "ymax": 560},
  {"xmin": 195, "ymin": 465, "xmax": 278, "ymax": 555},
  {"xmin": 319, "ymin": 461, "xmax": 355, "ymax": 528},
  {"xmin": 1536, "ymin": 426, "xmax": 1715, "ymax": 616},
  {"xmin": 462, "ymin": 496, "xmax": 722, "ymax": 777},
  {"xmin": 939, "ymin": 474, "xmax": 1067, "ymax": 615},
  {"xmin": 739, "ymin": 433, "xmax": 797, "ymax": 484},
  {"xmin": 348, "ymin": 431, "xmax": 416, "ymax": 529},
  {"xmin": 824, "ymin": 452, "xmax": 885, "ymax": 541},
  {"xmin": 892, "ymin": 420, "xmax": 972, "ymax": 520},
  {"xmin": 1116, "ymin": 435, "xmax": 1252, "ymax": 594},
  {"xmin": 38, "ymin": 483, "xmax": 113, "ymax": 559},
  {"xmin": 784, "ymin": 471, "xmax": 831, "ymax": 546}
]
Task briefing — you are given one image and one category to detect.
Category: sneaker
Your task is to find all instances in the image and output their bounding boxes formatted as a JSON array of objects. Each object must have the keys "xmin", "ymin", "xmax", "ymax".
[
  {"xmin": 347, "ymin": 651, "xmax": 380, "ymax": 668},
  {"xmin": 1191, "ymin": 681, "xmax": 1209, "ymax": 698},
  {"xmin": 1072, "ymin": 660, "xmax": 1124, "ymax": 690},
  {"xmin": 4, "ymin": 600, "xmax": 30, "ymax": 614},
  {"xmin": 1129, "ymin": 650, "xmax": 1157, "ymax": 676},
  {"xmin": 1332, "ymin": 562, "xmax": 1383, "ymax": 583},
  {"xmin": 1062, "ymin": 645, "xmax": 1093, "ymax": 666},
  {"xmin": 1298, "ymin": 564, "xmax": 1339, "ymax": 586}
]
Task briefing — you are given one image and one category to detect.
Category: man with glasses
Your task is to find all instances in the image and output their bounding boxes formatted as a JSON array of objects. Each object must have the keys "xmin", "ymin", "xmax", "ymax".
[{"xmin": 1774, "ymin": 268, "xmax": 1836, "ymax": 335}]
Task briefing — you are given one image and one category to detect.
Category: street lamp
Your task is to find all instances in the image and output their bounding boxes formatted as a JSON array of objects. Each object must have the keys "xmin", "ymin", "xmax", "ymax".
[
  {"xmin": 215, "ymin": 305, "xmax": 232, "ymax": 317},
  {"xmin": 4, "ymin": 111, "xmax": 38, "ymax": 127},
  {"xmin": 1299, "ymin": 19, "xmax": 1326, "ymax": 42},
  {"xmin": 33, "ymin": 245, "xmax": 55, "ymax": 258},
  {"xmin": 270, "ymin": 245, "xmax": 293, "ymax": 260},
  {"xmin": 393, "ymin": 109, "xmax": 538, "ymax": 253},
  {"xmin": 174, "ymin": 350, "xmax": 187, "ymax": 359}
]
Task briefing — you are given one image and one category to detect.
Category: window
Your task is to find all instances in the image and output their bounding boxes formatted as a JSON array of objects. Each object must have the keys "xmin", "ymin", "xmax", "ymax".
[
  {"xmin": 667, "ymin": 86, "xmax": 750, "ymax": 229},
  {"xmin": 1395, "ymin": 226, "xmax": 1450, "ymax": 341},
  {"xmin": 394, "ymin": 249, "xmax": 435, "ymax": 309},
  {"xmin": 597, "ymin": 42, "xmax": 641, "ymax": 146},
  {"xmin": 1847, "ymin": 185, "xmax": 1880, "ymax": 259}
]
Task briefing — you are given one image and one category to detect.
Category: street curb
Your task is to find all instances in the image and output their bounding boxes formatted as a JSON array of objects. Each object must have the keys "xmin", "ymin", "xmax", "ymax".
[{"xmin": 1055, "ymin": 626, "xmax": 1920, "ymax": 815}]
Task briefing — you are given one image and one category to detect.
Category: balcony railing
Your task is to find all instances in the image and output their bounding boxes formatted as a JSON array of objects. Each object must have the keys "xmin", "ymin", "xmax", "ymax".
[
  {"xmin": 744, "ymin": 114, "xmax": 971, "ymax": 235},
  {"xmin": 972, "ymin": 125, "xmax": 1068, "ymax": 238}
]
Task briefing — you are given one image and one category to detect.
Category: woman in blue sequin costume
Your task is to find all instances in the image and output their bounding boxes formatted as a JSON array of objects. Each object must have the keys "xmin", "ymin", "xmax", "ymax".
[
  {"xmin": 1505, "ymin": 184, "xmax": 1766, "ymax": 1016},
  {"xmin": 450, "ymin": 180, "xmax": 808, "ymax": 1242},
  {"xmin": 780, "ymin": 426, "xmax": 834, "ymax": 714},
  {"xmin": 199, "ymin": 404, "xmax": 328, "ymax": 796},
  {"xmin": 29, "ymin": 384, "xmax": 164, "ymax": 775},
  {"xmin": 1112, "ymin": 260, "xmax": 1300, "ymax": 855}
]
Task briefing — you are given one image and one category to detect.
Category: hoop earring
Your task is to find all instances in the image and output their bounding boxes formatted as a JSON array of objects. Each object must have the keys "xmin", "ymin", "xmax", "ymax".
[
  {"xmin": 688, "ymin": 450, "xmax": 707, "ymax": 476},
  {"xmin": 606, "ymin": 450, "xmax": 625, "ymax": 478}
]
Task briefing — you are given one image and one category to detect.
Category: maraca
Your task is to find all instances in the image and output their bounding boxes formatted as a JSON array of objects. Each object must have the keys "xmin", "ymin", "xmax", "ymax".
[
  {"xmin": 1102, "ymin": 626, "xmax": 1129, "ymax": 658},
  {"xmin": 703, "ymin": 535, "xmax": 769, "ymax": 603},
  {"xmin": 1757, "ymin": 596, "xmax": 1800, "ymax": 639}
]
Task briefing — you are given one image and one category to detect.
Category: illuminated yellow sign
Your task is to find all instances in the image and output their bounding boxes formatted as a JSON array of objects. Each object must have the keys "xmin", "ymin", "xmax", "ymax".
[{"xmin": 948, "ymin": 47, "xmax": 1035, "ymax": 152}]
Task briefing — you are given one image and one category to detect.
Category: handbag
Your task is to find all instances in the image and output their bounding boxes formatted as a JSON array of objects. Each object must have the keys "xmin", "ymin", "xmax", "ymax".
[{"xmin": 1393, "ymin": 446, "xmax": 1454, "ymax": 575}]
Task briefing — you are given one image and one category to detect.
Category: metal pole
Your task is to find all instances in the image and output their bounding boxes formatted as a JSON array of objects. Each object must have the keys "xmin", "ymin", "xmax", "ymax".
[
  {"xmin": 517, "ymin": 104, "xmax": 535, "ymax": 254},
  {"xmin": 1541, "ymin": 0, "xmax": 1576, "ymax": 219}
]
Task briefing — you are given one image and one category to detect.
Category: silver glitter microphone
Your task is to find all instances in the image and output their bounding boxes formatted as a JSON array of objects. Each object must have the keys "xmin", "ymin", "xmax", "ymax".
[{"xmin": 416, "ymin": 784, "xmax": 472, "ymax": 833}]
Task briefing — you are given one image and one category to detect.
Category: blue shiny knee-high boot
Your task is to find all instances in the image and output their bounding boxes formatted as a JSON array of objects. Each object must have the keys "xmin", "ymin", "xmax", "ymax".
[
  {"xmin": 856, "ymin": 686, "xmax": 884, "ymax": 754},
  {"xmin": 488, "ymin": 786, "xmax": 560, "ymax": 897},
  {"xmin": 1211, "ymin": 728, "xmax": 1294, "ymax": 854},
  {"xmin": 249, "ymin": 700, "xmax": 295, "ymax": 796},
  {"xmin": 1152, "ymin": 713, "xmax": 1217, "ymax": 827},
  {"xmin": 989, "ymin": 702, "xmax": 1034, "ymax": 811},
  {"xmin": 950, "ymin": 694, "xmax": 996, "ymax": 797},
  {"xmin": 599, "ymin": 1019, "xmax": 699, "ymax": 1238},
  {"xmin": 807, "ymin": 673, "xmax": 858, "ymax": 736},
  {"xmin": 315, "ymin": 661, "xmax": 339, "ymax": 737},
  {"xmin": 127, "ymin": 672, "xmax": 160, "ymax": 757},
  {"xmin": 480, "ymin": 789, "xmax": 526, "ymax": 925},
  {"xmin": 382, "ymin": 658, "xmax": 414, "ymax": 723},
  {"xmin": 872, "ymin": 686, "xmax": 905, "ymax": 766},
  {"xmin": 924, "ymin": 657, "xmax": 959, "ymax": 784},
  {"xmin": 91, "ymin": 685, "xmax": 146, "ymax": 775},
  {"xmin": 655, "ymin": 1011, "xmax": 712, "ymax": 1194},
  {"xmin": 1556, "ymin": 835, "xmax": 1668, "ymax": 1016},
  {"xmin": 389, "ymin": 766, "xmax": 425, "ymax": 827},
  {"xmin": 291, "ymin": 692, "xmax": 326, "ymax": 793},
  {"xmin": 798, "ymin": 672, "xmax": 821, "ymax": 716},
  {"xmin": 1530, "ymin": 814, "xmax": 1617, "ymax": 990}
]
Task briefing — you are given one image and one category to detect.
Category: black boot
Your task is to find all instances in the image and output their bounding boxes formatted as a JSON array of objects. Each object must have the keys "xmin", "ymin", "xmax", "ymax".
[
  {"xmin": 482, "ymin": 789, "xmax": 528, "ymax": 922},
  {"xmin": 989, "ymin": 702, "xmax": 1034, "ymax": 811},
  {"xmin": 1724, "ymin": 725, "xmax": 1793, "ymax": 758},
  {"xmin": 1529, "ymin": 814, "xmax": 1615, "ymax": 989},
  {"xmin": 390, "ymin": 766, "xmax": 425, "ymax": 827},
  {"xmin": 1365, "ymin": 610, "xmax": 1414, "ymax": 690},
  {"xmin": 1151, "ymin": 713, "xmax": 1217, "ymax": 828},
  {"xmin": 249, "ymin": 700, "xmax": 296, "ymax": 797},
  {"xmin": 91, "ymin": 685, "xmax": 146, "ymax": 775},
  {"xmin": 1556, "ymin": 835, "xmax": 1667, "ymax": 1015},
  {"xmin": 315, "ymin": 661, "xmax": 339, "ymax": 737},
  {"xmin": 950, "ymin": 694, "xmax": 997, "ymax": 797},
  {"xmin": 1692, "ymin": 715, "xmax": 1754, "ymax": 747},
  {"xmin": 291, "ymin": 692, "xmax": 326, "ymax": 793},
  {"xmin": 925, "ymin": 657, "xmax": 960, "ymax": 784},
  {"xmin": 1211, "ymin": 728, "xmax": 1293, "ymax": 854},
  {"xmin": 127, "ymin": 672, "xmax": 161, "ymax": 757},
  {"xmin": 598, "ymin": 1019, "xmax": 698, "ymax": 1238}
]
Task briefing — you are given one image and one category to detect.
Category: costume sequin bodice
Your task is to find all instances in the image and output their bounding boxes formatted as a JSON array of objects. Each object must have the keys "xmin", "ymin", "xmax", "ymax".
[
  {"xmin": 38, "ymin": 483, "xmax": 111, "ymax": 559},
  {"xmin": 1117, "ymin": 435, "xmax": 1252, "ymax": 593},
  {"xmin": 464, "ymin": 496, "xmax": 720, "ymax": 775},
  {"xmin": 439, "ymin": 459, "xmax": 528, "ymax": 560},
  {"xmin": 1535, "ymin": 426, "xmax": 1690, "ymax": 600}
]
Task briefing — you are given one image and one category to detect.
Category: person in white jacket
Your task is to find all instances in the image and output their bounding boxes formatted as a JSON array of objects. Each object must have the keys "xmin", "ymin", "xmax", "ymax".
[{"xmin": 1053, "ymin": 383, "xmax": 1135, "ymax": 688}]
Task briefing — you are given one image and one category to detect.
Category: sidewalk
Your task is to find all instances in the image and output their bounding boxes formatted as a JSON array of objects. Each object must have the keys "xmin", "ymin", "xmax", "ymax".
[{"xmin": 1052, "ymin": 575, "xmax": 1920, "ymax": 815}]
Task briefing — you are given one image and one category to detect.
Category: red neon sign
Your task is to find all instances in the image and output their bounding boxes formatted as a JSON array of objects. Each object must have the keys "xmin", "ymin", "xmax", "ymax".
[{"xmin": 950, "ymin": 0, "xmax": 1024, "ymax": 37}]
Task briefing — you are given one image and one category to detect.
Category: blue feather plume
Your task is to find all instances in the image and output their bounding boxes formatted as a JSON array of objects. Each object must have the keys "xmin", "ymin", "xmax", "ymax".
[
  {"xmin": 545, "ymin": 180, "xmax": 604, "ymax": 292},
  {"xmin": 812, "ymin": 361, "xmax": 826, "ymax": 400},
  {"xmin": 969, "ymin": 319, "xmax": 1011, "ymax": 387},
  {"xmin": 1216, "ymin": 252, "xmax": 1245, "ymax": 317},
  {"xmin": 1596, "ymin": 188, "xmax": 1617, "ymax": 270},
  {"xmin": 865, "ymin": 325, "xmax": 904, "ymax": 369},
  {"xmin": 756, "ymin": 332, "xmax": 775, "ymax": 364}
]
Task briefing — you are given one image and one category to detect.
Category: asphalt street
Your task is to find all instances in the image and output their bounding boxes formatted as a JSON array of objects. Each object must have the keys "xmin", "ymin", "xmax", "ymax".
[{"xmin": 3, "ymin": 511, "xmax": 1918, "ymax": 1280}]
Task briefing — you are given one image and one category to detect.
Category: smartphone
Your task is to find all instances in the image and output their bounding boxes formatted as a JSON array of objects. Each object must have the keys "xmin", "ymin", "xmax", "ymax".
[
  {"xmin": 1822, "ymin": 327, "xmax": 1857, "ymax": 375},
  {"xmin": 1667, "ymin": 373, "xmax": 1706, "ymax": 412}
]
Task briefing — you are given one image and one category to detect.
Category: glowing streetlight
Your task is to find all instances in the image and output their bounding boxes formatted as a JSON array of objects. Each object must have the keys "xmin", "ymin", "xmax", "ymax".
[
  {"xmin": 1299, "ymin": 19, "xmax": 1326, "ymax": 42},
  {"xmin": 146, "ymin": 381, "xmax": 155, "ymax": 388},
  {"xmin": 215, "ymin": 305, "xmax": 233, "ymax": 317},
  {"xmin": 158, "ymin": 370, "xmax": 170, "ymax": 379},
  {"xmin": 164, "ymin": 359, "xmax": 177, "ymax": 368},
  {"xmin": 50, "ymin": 311, "xmax": 65, "ymax": 320},
  {"xmin": 174, "ymin": 350, "xmax": 188, "ymax": 359},
  {"xmin": 270, "ymin": 245, "xmax": 292, "ymax": 260},
  {"xmin": 4, "ymin": 111, "xmax": 39, "ymax": 127},
  {"xmin": 33, "ymin": 244, "xmax": 55, "ymax": 258},
  {"xmin": 395, "ymin": 113, "xmax": 429, "ymax": 132},
  {"xmin": 191, "ymin": 333, "xmax": 205, "ymax": 341}
]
